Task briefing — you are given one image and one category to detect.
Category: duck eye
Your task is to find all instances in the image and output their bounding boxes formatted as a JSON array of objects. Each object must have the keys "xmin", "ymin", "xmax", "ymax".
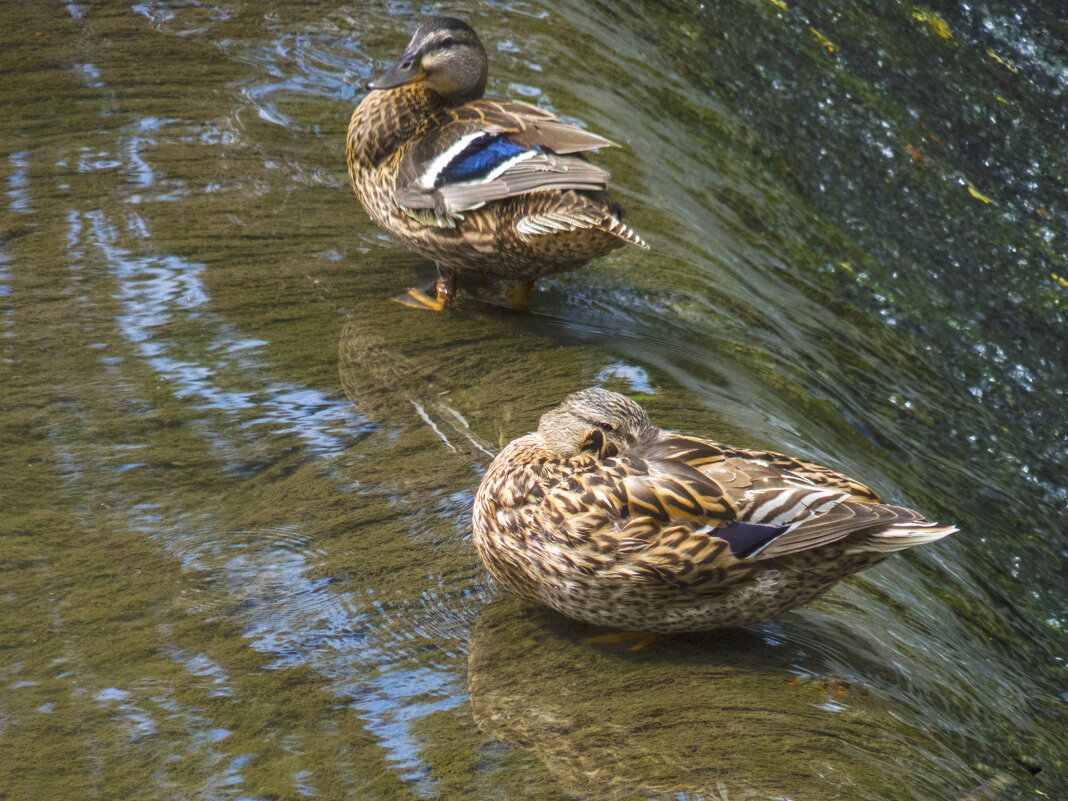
[
  {"xmin": 441, "ymin": 36, "xmax": 454, "ymax": 47},
  {"xmin": 401, "ymin": 57, "xmax": 414, "ymax": 69},
  {"xmin": 596, "ymin": 422, "xmax": 615, "ymax": 433},
  {"xmin": 581, "ymin": 429, "xmax": 605, "ymax": 454}
]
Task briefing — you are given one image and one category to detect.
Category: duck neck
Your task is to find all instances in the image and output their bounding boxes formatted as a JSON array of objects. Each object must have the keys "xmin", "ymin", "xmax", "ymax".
[{"xmin": 348, "ymin": 85, "xmax": 451, "ymax": 168}]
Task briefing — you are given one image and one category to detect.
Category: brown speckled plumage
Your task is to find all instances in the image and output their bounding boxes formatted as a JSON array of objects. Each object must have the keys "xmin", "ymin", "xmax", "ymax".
[
  {"xmin": 472, "ymin": 388, "xmax": 957, "ymax": 632},
  {"xmin": 346, "ymin": 17, "xmax": 646, "ymax": 306}
]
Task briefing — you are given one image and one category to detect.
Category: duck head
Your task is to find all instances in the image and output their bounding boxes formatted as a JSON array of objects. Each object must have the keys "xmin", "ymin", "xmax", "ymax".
[
  {"xmin": 366, "ymin": 17, "xmax": 488, "ymax": 104},
  {"xmin": 537, "ymin": 388, "xmax": 652, "ymax": 459}
]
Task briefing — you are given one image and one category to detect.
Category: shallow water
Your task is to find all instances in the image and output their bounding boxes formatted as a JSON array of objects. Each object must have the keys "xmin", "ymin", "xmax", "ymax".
[{"xmin": 0, "ymin": 1, "xmax": 1064, "ymax": 799}]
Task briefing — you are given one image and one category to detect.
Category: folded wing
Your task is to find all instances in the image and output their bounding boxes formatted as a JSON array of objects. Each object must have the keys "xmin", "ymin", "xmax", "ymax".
[
  {"xmin": 526, "ymin": 431, "xmax": 955, "ymax": 588},
  {"xmin": 395, "ymin": 99, "xmax": 617, "ymax": 217}
]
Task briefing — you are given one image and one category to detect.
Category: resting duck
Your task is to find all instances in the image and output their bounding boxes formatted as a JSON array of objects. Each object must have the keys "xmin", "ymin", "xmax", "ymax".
[
  {"xmin": 473, "ymin": 388, "xmax": 957, "ymax": 632},
  {"xmin": 346, "ymin": 17, "xmax": 647, "ymax": 310}
]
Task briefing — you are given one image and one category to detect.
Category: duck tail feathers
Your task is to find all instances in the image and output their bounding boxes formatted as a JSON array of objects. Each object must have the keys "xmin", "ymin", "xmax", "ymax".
[
  {"xmin": 604, "ymin": 217, "xmax": 649, "ymax": 250},
  {"xmin": 847, "ymin": 523, "xmax": 958, "ymax": 554}
]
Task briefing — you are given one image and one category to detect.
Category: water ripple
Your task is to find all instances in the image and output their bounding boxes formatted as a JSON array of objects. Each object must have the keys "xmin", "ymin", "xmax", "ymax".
[{"xmin": 81, "ymin": 205, "xmax": 368, "ymax": 461}]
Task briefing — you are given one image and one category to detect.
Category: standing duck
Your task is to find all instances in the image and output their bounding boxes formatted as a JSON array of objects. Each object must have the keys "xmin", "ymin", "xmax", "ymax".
[
  {"xmin": 347, "ymin": 17, "xmax": 647, "ymax": 310},
  {"xmin": 473, "ymin": 388, "xmax": 957, "ymax": 632}
]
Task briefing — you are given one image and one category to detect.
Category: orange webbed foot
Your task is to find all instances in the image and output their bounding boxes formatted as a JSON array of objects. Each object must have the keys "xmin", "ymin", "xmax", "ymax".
[
  {"xmin": 391, "ymin": 274, "xmax": 456, "ymax": 311},
  {"xmin": 392, "ymin": 287, "xmax": 448, "ymax": 311}
]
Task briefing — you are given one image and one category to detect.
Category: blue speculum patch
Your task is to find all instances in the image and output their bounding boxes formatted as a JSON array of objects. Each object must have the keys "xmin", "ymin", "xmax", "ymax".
[
  {"xmin": 436, "ymin": 137, "xmax": 526, "ymax": 185},
  {"xmin": 717, "ymin": 521, "xmax": 786, "ymax": 558}
]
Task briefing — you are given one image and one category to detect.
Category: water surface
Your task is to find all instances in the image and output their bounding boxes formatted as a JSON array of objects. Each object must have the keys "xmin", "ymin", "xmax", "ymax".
[{"xmin": 0, "ymin": 1, "xmax": 1064, "ymax": 799}]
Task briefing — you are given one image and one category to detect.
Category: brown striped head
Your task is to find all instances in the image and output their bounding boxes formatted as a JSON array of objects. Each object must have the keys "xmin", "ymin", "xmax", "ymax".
[
  {"xmin": 537, "ymin": 388, "xmax": 651, "ymax": 459},
  {"xmin": 366, "ymin": 17, "xmax": 487, "ymax": 105}
]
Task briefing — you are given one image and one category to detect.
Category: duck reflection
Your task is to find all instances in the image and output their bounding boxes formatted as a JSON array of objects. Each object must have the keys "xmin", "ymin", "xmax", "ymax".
[
  {"xmin": 336, "ymin": 299, "xmax": 659, "ymax": 465},
  {"xmin": 339, "ymin": 320, "xmax": 496, "ymax": 458},
  {"xmin": 341, "ymin": 303, "xmax": 559, "ymax": 440},
  {"xmin": 467, "ymin": 595, "xmax": 954, "ymax": 801}
]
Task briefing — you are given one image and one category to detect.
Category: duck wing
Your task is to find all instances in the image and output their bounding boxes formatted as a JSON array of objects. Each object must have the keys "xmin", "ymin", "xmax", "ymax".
[
  {"xmin": 395, "ymin": 98, "xmax": 617, "ymax": 217},
  {"xmin": 526, "ymin": 431, "xmax": 953, "ymax": 589},
  {"xmin": 520, "ymin": 432, "xmax": 740, "ymax": 588},
  {"xmin": 679, "ymin": 438, "xmax": 956, "ymax": 559}
]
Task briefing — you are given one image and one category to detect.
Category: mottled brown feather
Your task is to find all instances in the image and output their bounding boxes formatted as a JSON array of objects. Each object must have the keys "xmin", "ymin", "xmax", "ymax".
[
  {"xmin": 472, "ymin": 389, "xmax": 957, "ymax": 632},
  {"xmin": 346, "ymin": 21, "xmax": 646, "ymax": 296}
]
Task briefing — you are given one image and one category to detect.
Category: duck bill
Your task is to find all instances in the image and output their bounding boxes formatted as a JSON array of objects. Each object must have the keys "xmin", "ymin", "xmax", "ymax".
[{"xmin": 365, "ymin": 56, "xmax": 426, "ymax": 91}]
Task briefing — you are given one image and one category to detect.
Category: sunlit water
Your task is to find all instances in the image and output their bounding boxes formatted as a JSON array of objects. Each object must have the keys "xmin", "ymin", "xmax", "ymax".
[{"xmin": 0, "ymin": 2, "xmax": 1064, "ymax": 799}]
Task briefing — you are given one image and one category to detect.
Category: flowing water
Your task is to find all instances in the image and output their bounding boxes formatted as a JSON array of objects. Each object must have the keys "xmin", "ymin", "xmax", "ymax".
[{"xmin": 1, "ymin": 1, "xmax": 1065, "ymax": 799}]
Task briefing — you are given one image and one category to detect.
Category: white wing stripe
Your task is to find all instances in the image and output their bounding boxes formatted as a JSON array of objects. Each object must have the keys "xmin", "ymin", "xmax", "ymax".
[{"xmin": 417, "ymin": 132, "xmax": 492, "ymax": 189}]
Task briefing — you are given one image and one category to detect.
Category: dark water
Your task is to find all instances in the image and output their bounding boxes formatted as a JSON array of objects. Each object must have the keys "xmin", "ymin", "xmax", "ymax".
[{"xmin": 1, "ymin": 1, "xmax": 1064, "ymax": 799}]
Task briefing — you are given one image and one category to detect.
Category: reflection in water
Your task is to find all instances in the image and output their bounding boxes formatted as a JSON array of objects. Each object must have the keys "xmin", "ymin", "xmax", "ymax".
[
  {"xmin": 0, "ymin": 1, "xmax": 1065, "ymax": 799},
  {"xmin": 335, "ymin": 301, "xmax": 645, "ymax": 458},
  {"xmin": 338, "ymin": 322, "xmax": 494, "ymax": 458},
  {"xmin": 468, "ymin": 596, "xmax": 967, "ymax": 801}
]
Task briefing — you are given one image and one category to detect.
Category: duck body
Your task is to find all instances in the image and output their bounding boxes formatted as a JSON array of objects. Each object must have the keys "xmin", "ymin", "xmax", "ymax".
[
  {"xmin": 347, "ymin": 18, "xmax": 646, "ymax": 309},
  {"xmin": 473, "ymin": 388, "xmax": 957, "ymax": 632}
]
